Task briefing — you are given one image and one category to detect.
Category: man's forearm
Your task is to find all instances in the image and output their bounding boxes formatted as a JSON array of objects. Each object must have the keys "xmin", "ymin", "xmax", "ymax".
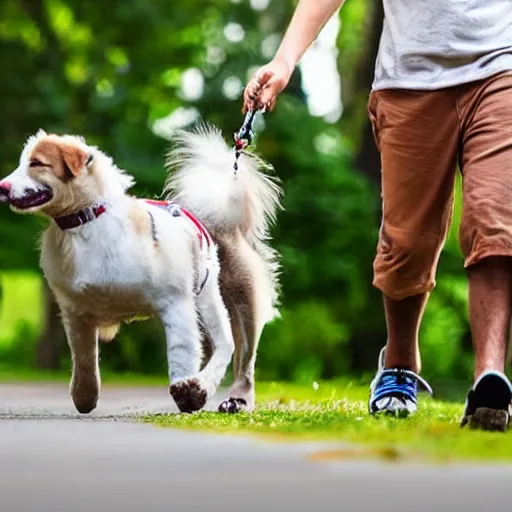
[{"xmin": 275, "ymin": 0, "xmax": 345, "ymax": 70}]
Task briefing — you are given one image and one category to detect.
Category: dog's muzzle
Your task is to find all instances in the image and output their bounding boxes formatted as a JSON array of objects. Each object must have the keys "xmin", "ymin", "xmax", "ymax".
[{"xmin": 7, "ymin": 185, "xmax": 54, "ymax": 210}]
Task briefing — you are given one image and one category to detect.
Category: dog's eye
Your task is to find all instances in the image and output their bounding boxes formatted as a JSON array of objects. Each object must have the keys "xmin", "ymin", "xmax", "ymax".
[{"xmin": 29, "ymin": 160, "xmax": 49, "ymax": 167}]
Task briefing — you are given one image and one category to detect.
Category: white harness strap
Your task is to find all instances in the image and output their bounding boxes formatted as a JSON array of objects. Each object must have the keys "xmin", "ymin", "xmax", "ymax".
[{"xmin": 144, "ymin": 200, "xmax": 213, "ymax": 295}]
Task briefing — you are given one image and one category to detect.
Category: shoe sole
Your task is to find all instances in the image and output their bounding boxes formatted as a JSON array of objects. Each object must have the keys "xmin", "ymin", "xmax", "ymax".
[
  {"xmin": 384, "ymin": 409, "xmax": 410, "ymax": 418},
  {"xmin": 469, "ymin": 407, "xmax": 510, "ymax": 432},
  {"xmin": 370, "ymin": 407, "xmax": 413, "ymax": 418}
]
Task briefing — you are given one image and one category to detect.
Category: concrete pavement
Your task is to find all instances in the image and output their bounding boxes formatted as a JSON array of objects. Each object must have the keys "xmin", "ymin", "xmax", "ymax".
[{"xmin": 0, "ymin": 382, "xmax": 510, "ymax": 512}]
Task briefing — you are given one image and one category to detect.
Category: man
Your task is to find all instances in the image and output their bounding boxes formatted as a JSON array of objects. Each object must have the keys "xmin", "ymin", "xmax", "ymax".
[{"xmin": 244, "ymin": 0, "xmax": 512, "ymax": 431}]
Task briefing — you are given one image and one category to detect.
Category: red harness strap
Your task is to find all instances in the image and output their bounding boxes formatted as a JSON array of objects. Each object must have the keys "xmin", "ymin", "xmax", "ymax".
[{"xmin": 144, "ymin": 200, "xmax": 212, "ymax": 249}]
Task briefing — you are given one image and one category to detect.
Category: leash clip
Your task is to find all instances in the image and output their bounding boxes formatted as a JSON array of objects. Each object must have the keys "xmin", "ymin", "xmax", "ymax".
[
  {"xmin": 233, "ymin": 110, "xmax": 257, "ymax": 151},
  {"xmin": 233, "ymin": 110, "xmax": 258, "ymax": 173}
]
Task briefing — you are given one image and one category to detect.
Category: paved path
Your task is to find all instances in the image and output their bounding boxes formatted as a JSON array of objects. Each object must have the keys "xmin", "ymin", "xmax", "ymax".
[{"xmin": 0, "ymin": 383, "xmax": 510, "ymax": 512}]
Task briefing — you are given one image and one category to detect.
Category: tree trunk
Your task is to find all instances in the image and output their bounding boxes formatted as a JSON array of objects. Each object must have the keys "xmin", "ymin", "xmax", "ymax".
[
  {"xmin": 35, "ymin": 282, "xmax": 66, "ymax": 370},
  {"xmin": 354, "ymin": 1, "xmax": 384, "ymax": 185}
]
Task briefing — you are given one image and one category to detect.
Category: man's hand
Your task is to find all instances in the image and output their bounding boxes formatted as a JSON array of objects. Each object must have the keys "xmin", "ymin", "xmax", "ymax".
[
  {"xmin": 243, "ymin": 56, "xmax": 293, "ymax": 113},
  {"xmin": 242, "ymin": 0, "xmax": 343, "ymax": 113}
]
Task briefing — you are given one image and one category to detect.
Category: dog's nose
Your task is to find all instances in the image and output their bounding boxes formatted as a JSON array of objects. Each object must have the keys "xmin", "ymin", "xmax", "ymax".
[{"xmin": 0, "ymin": 181, "xmax": 11, "ymax": 203}]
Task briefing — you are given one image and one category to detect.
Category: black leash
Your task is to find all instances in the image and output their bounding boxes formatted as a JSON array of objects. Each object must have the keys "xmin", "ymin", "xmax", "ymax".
[{"xmin": 233, "ymin": 109, "xmax": 257, "ymax": 173}]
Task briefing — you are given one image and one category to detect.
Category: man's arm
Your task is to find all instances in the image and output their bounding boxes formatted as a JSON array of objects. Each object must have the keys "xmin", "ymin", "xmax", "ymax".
[
  {"xmin": 276, "ymin": 0, "xmax": 344, "ymax": 72},
  {"xmin": 244, "ymin": 0, "xmax": 345, "ymax": 111}
]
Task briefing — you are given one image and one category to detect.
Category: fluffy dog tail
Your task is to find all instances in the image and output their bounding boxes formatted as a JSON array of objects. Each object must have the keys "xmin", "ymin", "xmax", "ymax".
[{"xmin": 163, "ymin": 122, "xmax": 283, "ymax": 319}]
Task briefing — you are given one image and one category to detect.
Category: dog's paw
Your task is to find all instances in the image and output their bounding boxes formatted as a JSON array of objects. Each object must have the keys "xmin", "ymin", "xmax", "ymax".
[
  {"xmin": 71, "ymin": 375, "xmax": 99, "ymax": 414},
  {"xmin": 170, "ymin": 378, "xmax": 208, "ymax": 413},
  {"xmin": 73, "ymin": 396, "xmax": 98, "ymax": 414},
  {"xmin": 218, "ymin": 397, "xmax": 251, "ymax": 414}
]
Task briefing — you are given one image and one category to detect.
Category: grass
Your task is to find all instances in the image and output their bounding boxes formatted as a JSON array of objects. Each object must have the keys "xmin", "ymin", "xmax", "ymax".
[{"xmin": 147, "ymin": 380, "xmax": 512, "ymax": 464}]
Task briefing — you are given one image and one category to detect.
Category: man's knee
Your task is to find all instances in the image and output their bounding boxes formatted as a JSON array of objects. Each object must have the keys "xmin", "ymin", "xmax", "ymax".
[{"xmin": 373, "ymin": 225, "xmax": 442, "ymax": 300}]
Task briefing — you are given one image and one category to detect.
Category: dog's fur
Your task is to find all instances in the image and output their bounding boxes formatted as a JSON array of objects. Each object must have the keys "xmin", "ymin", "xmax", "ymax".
[{"xmin": 0, "ymin": 126, "xmax": 282, "ymax": 414}]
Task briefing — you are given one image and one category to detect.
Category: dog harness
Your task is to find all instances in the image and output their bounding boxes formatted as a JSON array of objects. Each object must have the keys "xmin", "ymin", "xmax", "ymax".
[
  {"xmin": 53, "ymin": 199, "xmax": 213, "ymax": 295},
  {"xmin": 144, "ymin": 200, "xmax": 212, "ymax": 295},
  {"xmin": 143, "ymin": 200, "xmax": 212, "ymax": 249}
]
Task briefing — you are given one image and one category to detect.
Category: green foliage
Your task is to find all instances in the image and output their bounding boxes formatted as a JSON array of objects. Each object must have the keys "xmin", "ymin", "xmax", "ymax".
[
  {"xmin": 0, "ymin": 272, "xmax": 43, "ymax": 366},
  {"xmin": 0, "ymin": 0, "xmax": 475, "ymax": 383},
  {"xmin": 259, "ymin": 302, "xmax": 350, "ymax": 383}
]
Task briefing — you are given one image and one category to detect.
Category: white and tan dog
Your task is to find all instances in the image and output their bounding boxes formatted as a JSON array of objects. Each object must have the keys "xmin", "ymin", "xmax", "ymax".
[{"xmin": 0, "ymin": 125, "xmax": 282, "ymax": 414}]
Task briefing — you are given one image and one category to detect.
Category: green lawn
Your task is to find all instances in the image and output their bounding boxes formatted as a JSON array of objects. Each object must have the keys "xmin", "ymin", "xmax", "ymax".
[{"xmin": 147, "ymin": 380, "xmax": 512, "ymax": 463}]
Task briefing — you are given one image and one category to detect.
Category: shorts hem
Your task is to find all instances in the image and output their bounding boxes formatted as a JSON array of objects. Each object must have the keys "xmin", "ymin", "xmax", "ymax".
[
  {"xmin": 464, "ymin": 248, "xmax": 512, "ymax": 269},
  {"xmin": 372, "ymin": 277, "xmax": 435, "ymax": 301}
]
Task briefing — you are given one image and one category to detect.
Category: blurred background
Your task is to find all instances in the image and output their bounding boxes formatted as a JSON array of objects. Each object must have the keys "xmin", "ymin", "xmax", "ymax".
[{"xmin": 0, "ymin": 0, "xmax": 473, "ymax": 385}]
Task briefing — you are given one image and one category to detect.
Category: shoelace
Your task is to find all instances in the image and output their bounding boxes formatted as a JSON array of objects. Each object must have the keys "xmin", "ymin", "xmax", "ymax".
[{"xmin": 373, "ymin": 368, "xmax": 434, "ymax": 403}]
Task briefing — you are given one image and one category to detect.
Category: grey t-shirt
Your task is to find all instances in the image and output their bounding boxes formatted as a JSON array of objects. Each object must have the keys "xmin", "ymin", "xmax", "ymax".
[{"xmin": 373, "ymin": 0, "xmax": 512, "ymax": 91}]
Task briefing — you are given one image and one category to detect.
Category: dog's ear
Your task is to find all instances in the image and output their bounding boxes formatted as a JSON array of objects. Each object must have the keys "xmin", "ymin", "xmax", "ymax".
[{"xmin": 58, "ymin": 142, "xmax": 89, "ymax": 178}]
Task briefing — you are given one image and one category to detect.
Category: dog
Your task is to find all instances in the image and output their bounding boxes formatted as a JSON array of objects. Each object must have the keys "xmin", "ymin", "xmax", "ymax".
[{"xmin": 0, "ymin": 125, "xmax": 282, "ymax": 414}]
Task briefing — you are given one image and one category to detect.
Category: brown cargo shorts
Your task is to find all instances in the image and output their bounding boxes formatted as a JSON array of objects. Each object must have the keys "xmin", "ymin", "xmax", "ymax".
[{"xmin": 368, "ymin": 71, "xmax": 512, "ymax": 300}]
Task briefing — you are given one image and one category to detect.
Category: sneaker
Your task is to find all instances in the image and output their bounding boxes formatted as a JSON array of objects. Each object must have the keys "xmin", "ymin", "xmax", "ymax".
[
  {"xmin": 461, "ymin": 371, "xmax": 512, "ymax": 432},
  {"xmin": 369, "ymin": 348, "xmax": 434, "ymax": 417}
]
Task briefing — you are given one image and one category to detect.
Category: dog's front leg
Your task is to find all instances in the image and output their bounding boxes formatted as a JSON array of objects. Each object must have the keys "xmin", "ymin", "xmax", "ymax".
[
  {"xmin": 161, "ymin": 295, "xmax": 205, "ymax": 413},
  {"xmin": 62, "ymin": 313, "xmax": 100, "ymax": 414},
  {"xmin": 195, "ymin": 267, "xmax": 234, "ymax": 403}
]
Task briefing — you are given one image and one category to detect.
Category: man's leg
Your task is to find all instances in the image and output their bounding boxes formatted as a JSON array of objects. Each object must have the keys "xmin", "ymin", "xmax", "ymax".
[
  {"xmin": 458, "ymin": 73, "xmax": 512, "ymax": 431},
  {"xmin": 368, "ymin": 88, "xmax": 459, "ymax": 415},
  {"xmin": 383, "ymin": 293, "xmax": 428, "ymax": 373},
  {"xmin": 468, "ymin": 257, "xmax": 511, "ymax": 379}
]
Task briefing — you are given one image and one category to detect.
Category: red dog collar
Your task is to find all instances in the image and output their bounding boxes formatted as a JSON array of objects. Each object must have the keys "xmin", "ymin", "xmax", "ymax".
[{"xmin": 54, "ymin": 203, "xmax": 107, "ymax": 230}]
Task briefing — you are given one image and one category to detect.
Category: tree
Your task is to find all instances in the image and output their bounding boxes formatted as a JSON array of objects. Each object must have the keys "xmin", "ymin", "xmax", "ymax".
[{"xmin": 0, "ymin": 0, "xmax": 474, "ymax": 381}]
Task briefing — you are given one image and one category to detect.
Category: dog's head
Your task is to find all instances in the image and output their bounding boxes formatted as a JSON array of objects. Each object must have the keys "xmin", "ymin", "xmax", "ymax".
[
  {"xmin": 0, "ymin": 131, "xmax": 133, "ymax": 217},
  {"xmin": 0, "ymin": 130, "xmax": 96, "ymax": 215}
]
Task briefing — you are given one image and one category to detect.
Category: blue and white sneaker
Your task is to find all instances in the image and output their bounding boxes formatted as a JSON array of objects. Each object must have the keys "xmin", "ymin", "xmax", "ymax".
[
  {"xmin": 461, "ymin": 370, "xmax": 512, "ymax": 432},
  {"xmin": 369, "ymin": 348, "xmax": 434, "ymax": 417}
]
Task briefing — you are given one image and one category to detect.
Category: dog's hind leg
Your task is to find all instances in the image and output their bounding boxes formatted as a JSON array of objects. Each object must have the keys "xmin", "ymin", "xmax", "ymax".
[
  {"xmin": 216, "ymin": 242, "xmax": 271, "ymax": 414},
  {"xmin": 216, "ymin": 240, "xmax": 266, "ymax": 414},
  {"xmin": 161, "ymin": 295, "xmax": 206, "ymax": 413},
  {"xmin": 62, "ymin": 313, "xmax": 100, "ymax": 414},
  {"xmin": 218, "ymin": 289, "xmax": 261, "ymax": 414}
]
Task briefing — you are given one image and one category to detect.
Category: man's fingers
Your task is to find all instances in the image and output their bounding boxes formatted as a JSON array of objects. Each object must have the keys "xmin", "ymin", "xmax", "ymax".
[
  {"xmin": 258, "ymin": 82, "xmax": 279, "ymax": 109},
  {"xmin": 243, "ymin": 80, "xmax": 263, "ymax": 111},
  {"xmin": 243, "ymin": 89, "xmax": 256, "ymax": 113},
  {"xmin": 246, "ymin": 85, "xmax": 259, "ymax": 102},
  {"xmin": 243, "ymin": 68, "xmax": 274, "ymax": 110},
  {"xmin": 266, "ymin": 97, "xmax": 277, "ymax": 112},
  {"xmin": 243, "ymin": 97, "xmax": 258, "ymax": 113},
  {"xmin": 242, "ymin": 65, "xmax": 283, "ymax": 112},
  {"xmin": 254, "ymin": 69, "xmax": 273, "ymax": 87}
]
